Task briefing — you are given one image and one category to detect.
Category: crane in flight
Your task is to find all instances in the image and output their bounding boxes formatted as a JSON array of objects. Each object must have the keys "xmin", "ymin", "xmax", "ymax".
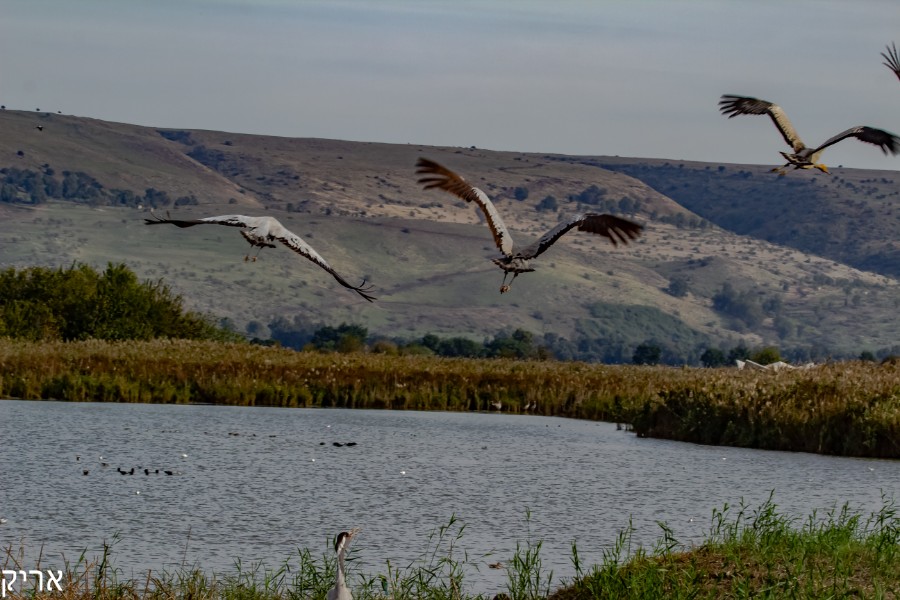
[
  {"xmin": 882, "ymin": 42, "xmax": 900, "ymax": 81},
  {"xmin": 718, "ymin": 94, "xmax": 900, "ymax": 175},
  {"xmin": 416, "ymin": 158, "xmax": 643, "ymax": 293},
  {"xmin": 145, "ymin": 212, "xmax": 375, "ymax": 302}
]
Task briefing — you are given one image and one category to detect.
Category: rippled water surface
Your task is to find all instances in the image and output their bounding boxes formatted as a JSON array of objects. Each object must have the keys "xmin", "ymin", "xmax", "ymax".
[{"xmin": 2, "ymin": 400, "xmax": 898, "ymax": 595}]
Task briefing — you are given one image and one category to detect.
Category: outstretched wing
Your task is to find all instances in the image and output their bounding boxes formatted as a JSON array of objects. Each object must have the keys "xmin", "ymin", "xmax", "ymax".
[
  {"xmin": 144, "ymin": 212, "xmax": 257, "ymax": 229},
  {"xmin": 518, "ymin": 213, "xmax": 643, "ymax": 260},
  {"xmin": 416, "ymin": 157, "xmax": 513, "ymax": 255},
  {"xmin": 882, "ymin": 42, "xmax": 900, "ymax": 81},
  {"xmin": 719, "ymin": 94, "xmax": 806, "ymax": 152},
  {"xmin": 813, "ymin": 126, "xmax": 900, "ymax": 155},
  {"xmin": 269, "ymin": 222, "xmax": 376, "ymax": 302}
]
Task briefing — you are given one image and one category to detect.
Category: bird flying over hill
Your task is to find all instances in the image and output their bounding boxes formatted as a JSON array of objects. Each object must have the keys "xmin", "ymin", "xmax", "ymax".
[
  {"xmin": 144, "ymin": 212, "xmax": 375, "ymax": 302},
  {"xmin": 416, "ymin": 158, "xmax": 643, "ymax": 294},
  {"xmin": 718, "ymin": 94, "xmax": 900, "ymax": 175},
  {"xmin": 882, "ymin": 42, "xmax": 900, "ymax": 81}
]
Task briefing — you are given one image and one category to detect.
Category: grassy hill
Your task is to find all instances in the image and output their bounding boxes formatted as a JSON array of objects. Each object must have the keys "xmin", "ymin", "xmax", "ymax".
[
  {"xmin": 1, "ymin": 109, "xmax": 898, "ymax": 361},
  {"xmin": 586, "ymin": 156, "xmax": 900, "ymax": 277}
]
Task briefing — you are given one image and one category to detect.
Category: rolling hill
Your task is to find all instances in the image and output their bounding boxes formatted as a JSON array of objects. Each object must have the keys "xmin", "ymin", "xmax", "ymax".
[{"xmin": 1, "ymin": 108, "xmax": 898, "ymax": 361}]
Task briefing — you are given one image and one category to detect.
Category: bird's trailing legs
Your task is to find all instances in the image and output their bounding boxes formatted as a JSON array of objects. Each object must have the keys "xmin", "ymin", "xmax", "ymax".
[
  {"xmin": 500, "ymin": 272, "xmax": 519, "ymax": 294},
  {"xmin": 244, "ymin": 247, "xmax": 264, "ymax": 262}
]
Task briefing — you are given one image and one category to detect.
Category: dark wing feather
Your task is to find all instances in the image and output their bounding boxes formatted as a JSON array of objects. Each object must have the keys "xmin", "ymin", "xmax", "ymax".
[
  {"xmin": 144, "ymin": 212, "xmax": 253, "ymax": 229},
  {"xmin": 719, "ymin": 94, "xmax": 805, "ymax": 152},
  {"xmin": 273, "ymin": 226, "xmax": 376, "ymax": 302},
  {"xmin": 416, "ymin": 157, "xmax": 514, "ymax": 255},
  {"xmin": 814, "ymin": 126, "xmax": 900, "ymax": 155},
  {"xmin": 882, "ymin": 42, "xmax": 900, "ymax": 81},
  {"xmin": 517, "ymin": 213, "xmax": 643, "ymax": 260}
]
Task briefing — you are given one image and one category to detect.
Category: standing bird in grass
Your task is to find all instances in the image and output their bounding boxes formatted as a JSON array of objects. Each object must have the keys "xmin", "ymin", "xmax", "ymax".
[
  {"xmin": 416, "ymin": 158, "xmax": 643, "ymax": 293},
  {"xmin": 718, "ymin": 94, "xmax": 900, "ymax": 175},
  {"xmin": 882, "ymin": 42, "xmax": 900, "ymax": 81},
  {"xmin": 144, "ymin": 212, "xmax": 375, "ymax": 301},
  {"xmin": 328, "ymin": 528, "xmax": 361, "ymax": 600}
]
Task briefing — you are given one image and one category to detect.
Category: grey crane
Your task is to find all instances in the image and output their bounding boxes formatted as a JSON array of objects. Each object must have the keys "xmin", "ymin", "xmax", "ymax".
[
  {"xmin": 416, "ymin": 158, "xmax": 643, "ymax": 293},
  {"xmin": 327, "ymin": 528, "xmax": 361, "ymax": 600},
  {"xmin": 145, "ymin": 213, "xmax": 375, "ymax": 302},
  {"xmin": 718, "ymin": 94, "xmax": 900, "ymax": 175},
  {"xmin": 882, "ymin": 42, "xmax": 900, "ymax": 81}
]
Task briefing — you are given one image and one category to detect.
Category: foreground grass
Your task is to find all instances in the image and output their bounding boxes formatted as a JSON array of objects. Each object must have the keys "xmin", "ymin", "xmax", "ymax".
[
  {"xmin": 0, "ymin": 339, "xmax": 898, "ymax": 457},
  {"xmin": 4, "ymin": 498, "xmax": 898, "ymax": 599},
  {"xmin": 552, "ymin": 494, "xmax": 900, "ymax": 599}
]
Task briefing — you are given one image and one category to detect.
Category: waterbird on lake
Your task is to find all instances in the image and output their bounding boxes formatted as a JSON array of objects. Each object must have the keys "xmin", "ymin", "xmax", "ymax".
[
  {"xmin": 82, "ymin": 470, "xmax": 89, "ymax": 476},
  {"xmin": 718, "ymin": 94, "xmax": 900, "ymax": 175},
  {"xmin": 883, "ymin": 42, "xmax": 900, "ymax": 81},
  {"xmin": 0, "ymin": 518, "xmax": 7, "ymax": 525},
  {"xmin": 164, "ymin": 470, "xmax": 174, "ymax": 475},
  {"xmin": 416, "ymin": 158, "xmax": 643, "ymax": 293},
  {"xmin": 328, "ymin": 528, "xmax": 361, "ymax": 600},
  {"xmin": 144, "ymin": 212, "xmax": 375, "ymax": 301}
]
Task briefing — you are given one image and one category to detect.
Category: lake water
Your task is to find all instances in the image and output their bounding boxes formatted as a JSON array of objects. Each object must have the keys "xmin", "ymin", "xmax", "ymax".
[{"xmin": 1, "ymin": 400, "xmax": 898, "ymax": 596}]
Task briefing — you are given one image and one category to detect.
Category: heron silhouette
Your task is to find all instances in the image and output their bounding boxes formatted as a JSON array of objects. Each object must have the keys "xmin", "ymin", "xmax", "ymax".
[{"xmin": 327, "ymin": 528, "xmax": 361, "ymax": 600}]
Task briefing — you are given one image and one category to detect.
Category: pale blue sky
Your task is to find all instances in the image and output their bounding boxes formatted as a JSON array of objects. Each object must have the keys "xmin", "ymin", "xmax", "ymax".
[{"xmin": 3, "ymin": 0, "xmax": 900, "ymax": 169}]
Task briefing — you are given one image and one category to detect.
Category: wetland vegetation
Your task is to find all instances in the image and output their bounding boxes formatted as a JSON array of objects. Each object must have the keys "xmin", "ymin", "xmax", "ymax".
[
  {"xmin": 1, "ymin": 337, "xmax": 898, "ymax": 458},
  {"xmin": 4, "ymin": 497, "xmax": 898, "ymax": 599}
]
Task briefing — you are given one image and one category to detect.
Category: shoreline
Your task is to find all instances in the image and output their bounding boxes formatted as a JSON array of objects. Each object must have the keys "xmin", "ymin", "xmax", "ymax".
[
  {"xmin": 1, "ymin": 338, "xmax": 898, "ymax": 459},
  {"xmin": 4, "ymin": 497, "xmax": 898, "ymax": 599}
]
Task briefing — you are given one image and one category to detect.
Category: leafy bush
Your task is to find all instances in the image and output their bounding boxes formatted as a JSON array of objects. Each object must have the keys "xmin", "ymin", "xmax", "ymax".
[{"xmin": 0, "ymin": 263, "xmax": 237, "ymax": 342}]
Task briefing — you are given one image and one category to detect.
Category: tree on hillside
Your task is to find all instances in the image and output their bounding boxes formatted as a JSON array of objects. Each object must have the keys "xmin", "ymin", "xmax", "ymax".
[
  {"xmin": 700, "ymin": 347, "xmax": 727, "ymax": 367},
  {"xmin": 486, "ymin": 329, "xmax": 543, "ymax": 359},
  {"xmin": 535, "ymin": 195, "xmax": 558, "ymax": 212},
  {"xmin": 310, "ymin": 323, "xmax": 368, "ymax": 352},
  {"xmin": 664, "ymin": 276, "xmax": 690, "ymax": 298},
  {"xmin": 750, "ymin": 346, "xmax": 781, "ymax": 365},
  {"xmin": 632, "ymin": 343, "xmax": 662, "ymax": 365}
]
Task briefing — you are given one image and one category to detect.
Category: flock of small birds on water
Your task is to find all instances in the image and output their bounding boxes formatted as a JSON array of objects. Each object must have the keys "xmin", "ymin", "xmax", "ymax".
[{"xmin": 75, "ymin": 453, "xmax": 185, "ymax": 477}]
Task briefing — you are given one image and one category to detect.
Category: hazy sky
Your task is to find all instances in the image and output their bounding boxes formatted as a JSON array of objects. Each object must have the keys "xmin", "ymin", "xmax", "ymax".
[{"xmin": 3, "ymin": 0, "xmax": 900, "ymax": 169}]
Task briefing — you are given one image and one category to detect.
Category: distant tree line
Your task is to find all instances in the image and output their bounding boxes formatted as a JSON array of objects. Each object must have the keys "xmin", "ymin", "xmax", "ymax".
[
  {"xmin": 0, "ymin": 166, "xmax": 198, "ymax": 208},
  {"xmin": 259, "ymin": 314, "xmax": 868, "ymax": 365},
  {"xmin": 3, "ymin": 263, "xmax": 885, "ymax": 363},
  {"xmin": 264, "ymin": 317, "xmax": 552, "ymax": 359},
  {"xmin": 0, "ymin": 264, "xmax": 238, "ymax": 342}
]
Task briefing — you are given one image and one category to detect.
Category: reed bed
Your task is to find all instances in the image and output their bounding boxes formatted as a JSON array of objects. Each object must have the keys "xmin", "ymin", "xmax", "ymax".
[
  {"xmin": 0, "ymin": 339, "xmax": 898, "ymax": 457},
  {"xmin": 4, "ymin": 498, "xmax": 898, "ymax": 599}
]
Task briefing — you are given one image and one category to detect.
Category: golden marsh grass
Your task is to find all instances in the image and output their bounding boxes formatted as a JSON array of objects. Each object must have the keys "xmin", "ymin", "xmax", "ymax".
[{"xmin": 0, "ymin": 339, "xmax": 898, "ymax": 457}]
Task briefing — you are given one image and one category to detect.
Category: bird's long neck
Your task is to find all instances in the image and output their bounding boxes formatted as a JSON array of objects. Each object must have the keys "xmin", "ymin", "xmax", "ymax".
[{"xmin": 335, "ymin": 552, "xmax": 346, "ymax": 589}]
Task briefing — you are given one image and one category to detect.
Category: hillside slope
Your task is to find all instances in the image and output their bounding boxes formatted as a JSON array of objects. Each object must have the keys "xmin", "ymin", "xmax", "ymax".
[{"xmin": 1, "ymin": 110, "xmax": 898, "ymax": 360}]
